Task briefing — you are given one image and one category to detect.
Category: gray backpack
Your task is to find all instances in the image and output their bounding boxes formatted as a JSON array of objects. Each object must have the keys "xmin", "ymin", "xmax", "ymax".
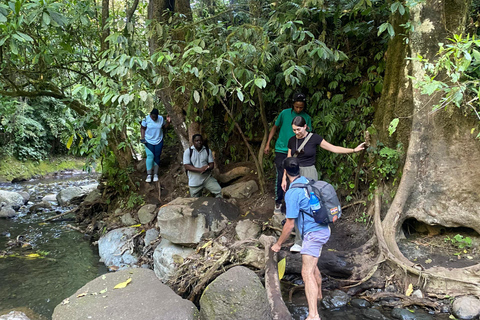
[{"xmin": 290, "ymin": 179, "xmax": 342, "ymax": 224}]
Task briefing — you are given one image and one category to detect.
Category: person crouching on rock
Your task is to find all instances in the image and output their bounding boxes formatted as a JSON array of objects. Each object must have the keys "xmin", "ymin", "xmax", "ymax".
[
  {"xmin": 271, "ymin": 157, "xmax": 331, "ymax": 320},
  {"xmin": 183, "ymin": 134, "xmax": 222, "ymax": 198}
]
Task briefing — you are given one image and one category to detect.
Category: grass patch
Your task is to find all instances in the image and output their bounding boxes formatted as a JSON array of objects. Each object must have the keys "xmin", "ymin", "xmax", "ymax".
[{"xmin": 0, "ymin": 156, "xmax": 87, "ymax": 182}]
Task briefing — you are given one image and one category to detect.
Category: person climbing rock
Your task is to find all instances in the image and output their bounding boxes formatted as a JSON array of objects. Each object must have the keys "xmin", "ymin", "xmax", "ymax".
[{"xmin": 140, "ymin": 108, "xmax": 170, "ymax": 183}]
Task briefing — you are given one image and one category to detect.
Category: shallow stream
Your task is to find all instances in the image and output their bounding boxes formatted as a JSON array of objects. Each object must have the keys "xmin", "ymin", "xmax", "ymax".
[{"xmin": 0, "ymin": 174, "xmax": 107, "ymax": 319}]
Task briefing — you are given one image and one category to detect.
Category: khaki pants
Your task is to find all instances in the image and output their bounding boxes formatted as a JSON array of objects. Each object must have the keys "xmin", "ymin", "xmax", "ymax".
[{"xmin": 189, "ymin": 176, "xmax": 222, "ymax": 198}]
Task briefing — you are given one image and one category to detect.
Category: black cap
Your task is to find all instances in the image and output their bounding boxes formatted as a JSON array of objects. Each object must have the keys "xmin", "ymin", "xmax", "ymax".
[
  {"xmin": 283, "ymin": 157, "xmax": 300, "ymax": 176},
  {"xmin": 293, "ymin": 92, "xmax": 306, "ymax": 103}
]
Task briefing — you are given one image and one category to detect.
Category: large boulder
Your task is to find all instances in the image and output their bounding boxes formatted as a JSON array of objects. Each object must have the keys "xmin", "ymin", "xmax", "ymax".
[
  {"xmin": 98, "ymin": 228, "xmax": 139, "ymax": 269},
  {"xmin": 153, "ymin": 238, "xmax": 195, "ymax": 282},
  {"xmin": 452, "ymin": 295, "xmax": 480, "ymax": 320},
  {"xmin": 0, "ymin": 204, "xmax": 17, "ymax": 218},
  {"xmin": 199, "ymin": 266, "xmax": 272, "ymax": 320},
  {"xmin": 156, "ymin": 197, "xmax": 240, "ymax": 246},
  {"xmin": 0, "ymin": 191, "xmax": 26, "ymax": 207},
  {"xmin": 56, "ymin": 183, "xmax": 98, "ymax": 206},
  {"xmin": 52, "ymin": 268, "xmax": 199, "ymax": 320},
  {"xmin": 221, "ymin": 180, "xmax": 258, "ymax": 199}
]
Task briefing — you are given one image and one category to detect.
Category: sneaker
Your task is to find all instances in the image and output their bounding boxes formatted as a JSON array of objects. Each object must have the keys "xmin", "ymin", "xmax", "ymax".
[
  {"xmin": 145, "ymin": 175, "xmax": 152, "ymax": 183},
  {"xmin": 274, "ymin": 203, "xmax": 282, "ymax": 215},
  {"xmin": 153, "ymin": 174, "xmax": 159, "ymax": 182},
  {"xmin": 290, "ymin": 244, "xmax": 302, "ymax": 253}
]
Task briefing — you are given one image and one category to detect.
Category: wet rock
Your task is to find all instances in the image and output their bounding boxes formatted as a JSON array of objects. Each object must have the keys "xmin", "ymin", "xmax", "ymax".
[
  {"xmin": 235, "ymin": 219, "xmax": 261, "ymax": 240},
  {"xmin": 322, "ymin": 289, "xmax": 351, "ymax": 309},
  {"xmin": 156, "ymin": 197, "xmax": 240, "ymax": 246},
  {"xmin": 137, "ymin": 204, "xmax": 157, "ymax": 224},
  {"xmin": 153, "ymin": 238, "xmax": 194, "ymax": 282},
  {"xmin": 391, "ymin": 308, "xmax": 434, "ymax": 320},
  {"xmin": 42, "ymin": 194, "xmax": 58, "ymax": 203},
  {"xmin": 240, "ymin": 246, "xmax": 265, "ymax": 269},
  {"xmin": 17, "ymin": 192, "xmax": 30, "ymax": 203},
  {"xmin": 28, "ymin": 201, "xmax": 52, "ymax": 213},
  {"xmin": 144, "ymin": 228, "xmax": 160, "ymax": 246},
  {"xmin": 221, "ymin": 180, "xmax": 259, "ymax": 199},
  {"xmin": 0, "ymin": 205, "xmax": 17, "ymax": 218},
  {"xmin": 351, "ymin": 299, "xmax": 371, "ymax": 308},
  {"xmin": 452, "ymin": 295, "xmax": 480, "ymax": 320},
  {"xmin": 98, "ymin": 228, "xmax": 139, "ymax": 269},
  {"xmin": 52, "ymin": 268, "xmax": 198, "ymax": 320},
  {"xmin": 56, "ymin": 187, "xmax": 82, "ymax": 206},
  {"xmin": 362, "ymin": 308, "xmax": 389, "ymax": 320},
  {"xmin": 199, "ymin": 266, "xmax": 272, "ymax": 320},
  {"xmin": 0, "ymin": 311, "xmax": 31, "ymax": 320},
  {"xmin": 120, "ymin": 212, "xmax": 137, "ymax": 226},
  {"xmin": 0, "ymin": 190, "xmax": 26, "ymax": 207}
]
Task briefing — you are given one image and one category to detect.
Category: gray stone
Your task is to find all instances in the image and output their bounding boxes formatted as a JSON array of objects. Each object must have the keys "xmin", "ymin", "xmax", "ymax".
[
  {"xmin": 52, "ymin": 268, "xmax": 198, "ymax": 320},
  {"xmin": 83, "ymin": 189, "xmax": 102, "ymax": 203},
  {"xmin": 28, "ymin": 201, "xmax": 52, "ymax": 213},
  {"xmin": 411, "ymin": 289, "xmax": 423, "ymax": 299},
  {"xmin": 391, "ymin": 308, "xmax": 434, "ymax": 320},
  {"xmin": 362, "ymin": 308, "xmax": 389, "ymax": 320},
  {"xmin": 241, "ymin": 246, "xmax": 265, "ymax": 269},
  {"xmin": 351, "ymin": 299, "xmax": 371, "ymax": 308},
  {"xmin": 0, "ymin": 191, "xmax": 25, "ymax": 207},
  {"xmin": 322, "ymin": 289, "xmax": 351, "ymax": 309},
  {"xmin": 144, "ymin": 228, "xmax": 160, "ymax": 246},
  {"xmin": 42, "ymin": 194, "xmax": 58, "ymax": 203},
  {"xmin": 98, "ymin": 228, "xmax": 139, "ymax": 269},
  {"xmin": 0, "ymin": 206, "xmax": 17, "ymax": 218},
  {"xmin": 221, "ymin": 180, "xmax": 259, "ymax": 199},
  {"xmin": 120, "ymin": 212, "xmax": 137, "ymax": 226},
  {"xmin": 235, "ymin": 219, "xmax": 261, "ymax": 240},
  {"xmin": 18, "ymin": 192, "xmax": 30, "ymax": 203},
  {"xmin": 137, "ymin": 204, "xmax": 157, "ymax": 224},
  {"xmin": 452, "ymin": 296, "xmax": 480, "ymax": 320},
  {"xmin": 156, "ymin": 197, "xmax": 240, "ymax": 246},
  {"xmin": 199, "ymin": 266, "xmax": 272, "ymax": 320},
  {"xmin": 56, "ymin": 187, "xmax": 83, "ymax": 206},
  {"xmin": 153, "ymin": 239, "xmax": 194, "ymax": 282},
  {"xmin": 0, "ymin": 311, "xmax": 31, "ymax": 320}
]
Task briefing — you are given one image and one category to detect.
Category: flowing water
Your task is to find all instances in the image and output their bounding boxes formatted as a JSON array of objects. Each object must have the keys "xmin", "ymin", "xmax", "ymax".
[{"xmin": 0, "ymin": 174, "xmax": 107, "ymax": 319}]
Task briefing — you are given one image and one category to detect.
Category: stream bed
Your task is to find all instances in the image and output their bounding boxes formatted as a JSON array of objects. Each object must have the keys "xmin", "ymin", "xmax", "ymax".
[{"xmin": 0, "ymin": 174, "xmax": 107, "ymax": 319}]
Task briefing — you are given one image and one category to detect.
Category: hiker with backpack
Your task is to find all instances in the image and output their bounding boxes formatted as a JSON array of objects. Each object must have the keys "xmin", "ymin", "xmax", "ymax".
[
  {"xmin": 183, "ymin": 134, "xmax": 222, "ymax": 198},
  {"xmin": 271, "ymin": 157, "xmax": 330, "ymax": 320},
  {"xmin": 140, "ymin": 108, "xmax": 171, "ymax": 182}
]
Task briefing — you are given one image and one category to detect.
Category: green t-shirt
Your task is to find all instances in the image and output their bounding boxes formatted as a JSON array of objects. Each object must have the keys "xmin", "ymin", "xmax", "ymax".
[{"xmin": 274, "ymin": 108, "xmax": 312, "ymax": 153}]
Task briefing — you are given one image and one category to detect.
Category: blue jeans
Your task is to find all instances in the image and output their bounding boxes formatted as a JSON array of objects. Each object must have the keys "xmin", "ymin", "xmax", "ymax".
[{"xmin": 144, "ymin": 140, "xmax": 164, "ymax": 172}]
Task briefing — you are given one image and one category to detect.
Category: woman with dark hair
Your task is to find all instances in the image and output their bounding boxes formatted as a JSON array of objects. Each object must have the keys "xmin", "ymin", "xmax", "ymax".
[
  {"xmin": 264, "ymin": 92, "xmax": 312, "ymax": 216},
  {"xmin": 281, "ymin": 115, "xmax": 365, "ymax": 189},
  {"xmin": 140, "ymin": 108, "xmax": 171, "ymax": 182}
]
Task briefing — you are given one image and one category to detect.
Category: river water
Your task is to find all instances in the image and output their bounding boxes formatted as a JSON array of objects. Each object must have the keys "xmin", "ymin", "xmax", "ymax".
[{"xmin": 0, "ymin": 174, "xmax": 107, "ymax": 319}]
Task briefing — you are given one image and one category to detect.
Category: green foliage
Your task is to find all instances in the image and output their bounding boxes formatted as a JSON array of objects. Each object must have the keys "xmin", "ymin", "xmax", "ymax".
[{"xmin": 444, "ymin": 234, "xmax": 473, "ymax": 249}]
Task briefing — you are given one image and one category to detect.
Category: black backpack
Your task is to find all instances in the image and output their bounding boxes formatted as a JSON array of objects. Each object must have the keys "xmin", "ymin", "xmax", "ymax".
[{"xmin": 290, "ymin": 179, "xmax": 342, "ymax": 225}]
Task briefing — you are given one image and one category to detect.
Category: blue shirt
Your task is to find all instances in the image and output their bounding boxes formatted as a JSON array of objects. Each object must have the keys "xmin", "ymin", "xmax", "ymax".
[
  {"xmin": 285, "ymin": 176, "xmax": 326, "ymax": 236},
  {"xmin": 141, "ymin": 115, "xmax": 164, "ymax": 145}
]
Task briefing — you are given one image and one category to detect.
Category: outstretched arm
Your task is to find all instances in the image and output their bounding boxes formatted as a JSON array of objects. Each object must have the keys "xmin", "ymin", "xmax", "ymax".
[
  {"xmin": 320, "ymin": 140, "xmax": 366, "ymax": 154},
  {"xmin": 264, "ymin": 125, "xmax": 278, "ymax": 154}
]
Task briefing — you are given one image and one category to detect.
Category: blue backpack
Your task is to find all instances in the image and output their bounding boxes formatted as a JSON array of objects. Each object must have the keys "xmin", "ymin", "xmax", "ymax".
[{"xmin": 290, "ymin": 179, "xmax": 342, "ymax": 225}]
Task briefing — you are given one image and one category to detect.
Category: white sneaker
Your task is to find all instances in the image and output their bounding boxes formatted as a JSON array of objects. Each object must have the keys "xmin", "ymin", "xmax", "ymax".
[
  {"xmin": 290, "ymin": 244, "xmax": 302, "ymax": 252},
  {"xmin": 145, "ymin": 175, "xmax": 152, "ymax": 183},
  {"xmin": 153, "ymin": 174, "xmax": 159, "ymax": 182},
  {"xmin": 274, "ymin": 203, "xmax": 282, "ymax": 215}
]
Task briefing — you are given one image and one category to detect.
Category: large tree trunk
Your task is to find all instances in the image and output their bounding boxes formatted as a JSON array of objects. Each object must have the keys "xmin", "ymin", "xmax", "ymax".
[{"xmin": 362, "ymin": 0, "xmax": 480, "ymax": 297}]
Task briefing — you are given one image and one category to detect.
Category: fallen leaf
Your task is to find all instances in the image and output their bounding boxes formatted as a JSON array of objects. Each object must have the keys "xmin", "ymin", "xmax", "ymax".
[
  {"xmin": 99, "ymin": 288, "xmax": 107, "ymax": 294},
  {"xmin": 278, "ymin": 258, "xmax": 286, "ymax": 280},
  {"xmin": 114, "ymin": 278, "xmax": 132, "ymax": 289},
  {"xmin": 77, "ymin": 292, "xmax": 88, "ymax": 298},
  {"xmin": 327, "ymin": 249, "xmax": 337, "ymax": 252},
  {"xmin": 467, "ymin": 256, "xmax": 473, "ymax": 260},
  {"xmin": 128, "ymin": 224, "xmax": 141, "ymax": 228},
  {"xmin": 425, "ymin": 258, "xmax": 432, "ymax": 264},
  {"xmin": 172, "ymin": 254, "xmax": 184, "ymax": 264},
  {"xmin": 25, "ymin": 253, "xmax": 40, "ymax": 258},
  {"xmin": 61, "ymin": 298, "xmax": 70, "ymax": 305},
  {"xmin": 405, "ymin": 283, "xmax": 413, "ymax": 297},
  {"xmin": 101, "ymin": 275, "xmax": 106, "ymax": 280}
]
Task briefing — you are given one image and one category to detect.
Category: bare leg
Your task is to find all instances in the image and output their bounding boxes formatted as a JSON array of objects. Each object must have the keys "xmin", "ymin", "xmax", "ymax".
[
  {"xmin": 314, "ymin": 266, "xmax": 323, "ymax": 300},
  {"xmin": 302, "ymin": 255, "xmax": 320, "ymax": 320}
]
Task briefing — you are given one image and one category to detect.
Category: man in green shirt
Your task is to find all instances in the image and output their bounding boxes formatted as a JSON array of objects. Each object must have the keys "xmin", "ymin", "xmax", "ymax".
[{"xmin": 264, "ymin": 92, "xmax": 312, "ymax": 223}]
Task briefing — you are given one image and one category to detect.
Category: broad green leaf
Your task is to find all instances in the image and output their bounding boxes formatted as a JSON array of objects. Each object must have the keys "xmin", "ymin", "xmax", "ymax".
[
  {"xmin": 236, "ymin": 89, "xmax": 244, "ymax": 102},
  {"xmin": 388, "ymin": 118, "xmax": 399, "ymax": 136},
  {"xmin": 87, "ymin": 130, "xmax": 93, "ymax": 139},
  {"xmin": 387, "ymin": 23, "xmax": 395, "ymax": 37},
  {"xmin": 278, "ymin": 258, "xmax": 286, "ymax": 280},
  {"xmin": 0, "ymin": 12, "xmax": 7, "ymax": 23},
  {"xmin": 139, "ymin": 91, "xmax": 148, "ymax": 102},
  {"xmin": 42, "ymin": 12, "xmax": 50, "ymax": 26},
  {"xmin": 16, "ymin": 32, "xmax": 33, "ymax": 42},
  {"xmin": 377, "ymin": 23, "xmax": 388, "ymax": 36},
  {"xmin": 254, "ymin": 78, "xmax": 266, "ymax": 89}
]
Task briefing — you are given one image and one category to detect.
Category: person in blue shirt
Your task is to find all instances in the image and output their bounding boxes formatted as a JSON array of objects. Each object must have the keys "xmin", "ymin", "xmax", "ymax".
[
  {"xmin": 271, "ymin": 157, "xmax": 330, "ymax": 320},
  {"xmin": 140, "ymin": 108, "xmax": 171, "ymax": 182}
]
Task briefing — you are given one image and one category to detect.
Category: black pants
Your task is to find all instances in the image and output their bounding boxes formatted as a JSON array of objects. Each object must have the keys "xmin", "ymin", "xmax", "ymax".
[{"xmin": 274, "ymin": 152, "xmax": 287, "ymax": 205}]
